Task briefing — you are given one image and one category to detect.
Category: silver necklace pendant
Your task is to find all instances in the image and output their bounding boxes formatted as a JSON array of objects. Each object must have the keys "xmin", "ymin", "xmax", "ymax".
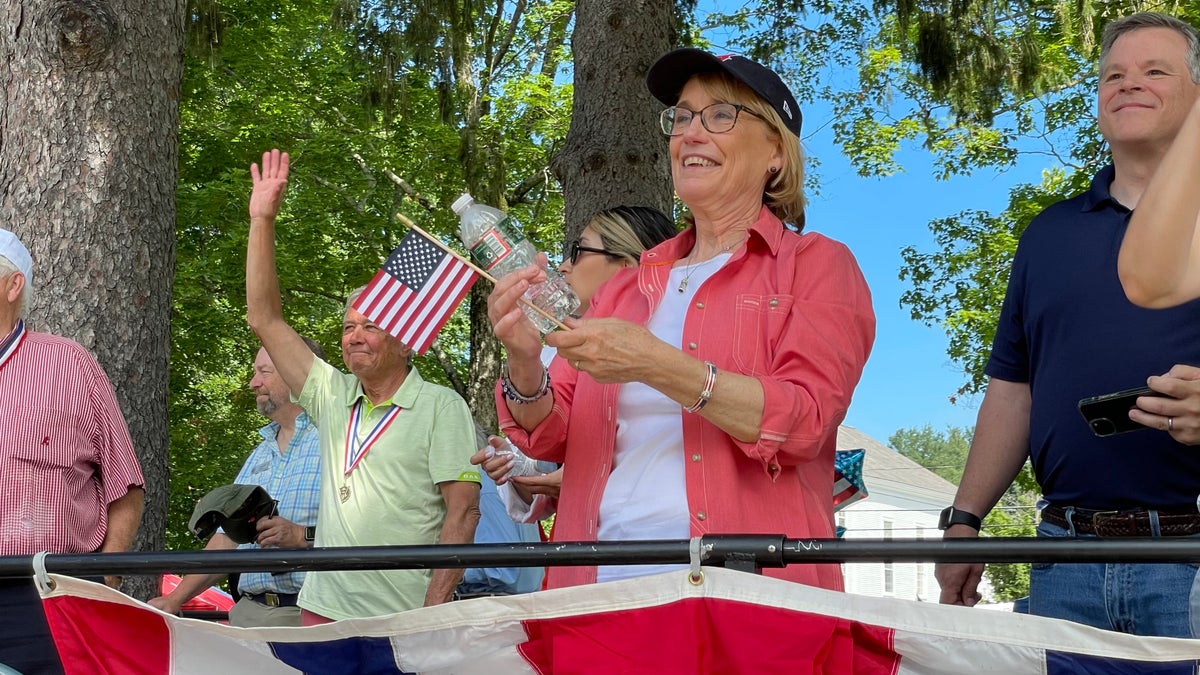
[{"xmin": 677, "ymin": 237, "xmax": 740, "ymax": 294}]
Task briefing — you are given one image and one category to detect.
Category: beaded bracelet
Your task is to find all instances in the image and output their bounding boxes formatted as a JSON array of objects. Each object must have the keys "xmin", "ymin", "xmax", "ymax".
[
  {"xmin": 684, "ymin": 361, "xmax": 718, "ymax": 414},
  {"xmin": 500, "ymin": 363, "xmax": 551, "ymax": 404}
]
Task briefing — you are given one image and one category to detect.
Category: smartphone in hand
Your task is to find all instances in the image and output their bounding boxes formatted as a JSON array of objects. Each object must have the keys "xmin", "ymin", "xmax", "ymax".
[{"xmin": 1078, "ymin": 386, "xmax": 1163, "ymax": 437}]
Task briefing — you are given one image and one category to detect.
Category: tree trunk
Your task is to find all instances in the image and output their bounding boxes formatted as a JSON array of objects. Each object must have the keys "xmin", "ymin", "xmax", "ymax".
[
  {"xmin": 0, "ymin": 0, "xmax": 185, "ymax": 599},
  {"xmin": 552, "ymin": 0, "xmax": 676, "ymax": 241},
  {"xmin": 451, "ymin": 8, "xmax": 505, "ymax": 436}
]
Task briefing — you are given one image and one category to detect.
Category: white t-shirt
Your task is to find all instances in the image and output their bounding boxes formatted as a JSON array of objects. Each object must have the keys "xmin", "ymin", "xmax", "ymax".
[{"xmin": 597, "ymin": 253, "xmax": 731, "ymax": 582}]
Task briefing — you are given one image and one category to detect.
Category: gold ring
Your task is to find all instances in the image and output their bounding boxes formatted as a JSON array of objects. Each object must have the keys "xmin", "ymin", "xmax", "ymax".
[{"xmin": 573, "ymin": 360, "xmax": 581, "ymax": 370}]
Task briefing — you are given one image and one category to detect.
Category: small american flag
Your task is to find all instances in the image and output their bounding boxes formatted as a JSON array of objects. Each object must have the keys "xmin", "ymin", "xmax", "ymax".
[{"xmin": 352, "ymin": 230, "xmax": 478, "ymax": 354}]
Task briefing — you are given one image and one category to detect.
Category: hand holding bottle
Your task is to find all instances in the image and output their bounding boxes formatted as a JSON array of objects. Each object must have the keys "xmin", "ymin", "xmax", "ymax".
[{"xmin": 453, "ymin": 193, "xmax": 579, "ymax": 333}]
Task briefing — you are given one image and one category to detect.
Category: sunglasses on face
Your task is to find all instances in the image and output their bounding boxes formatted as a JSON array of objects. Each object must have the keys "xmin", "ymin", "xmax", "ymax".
[{"xmin": 568, "ymin": 240, "xmax": 623, "ymax": 265}]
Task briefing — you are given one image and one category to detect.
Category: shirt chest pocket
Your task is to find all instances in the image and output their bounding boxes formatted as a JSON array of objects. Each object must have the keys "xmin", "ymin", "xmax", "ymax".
[
  {"xmin": 731, "ymin": 294, "xmax": 794, "ymax": 375},
  {"xmin": 7, "ymin": 406, "xmax": 93, "ymax": 471}
]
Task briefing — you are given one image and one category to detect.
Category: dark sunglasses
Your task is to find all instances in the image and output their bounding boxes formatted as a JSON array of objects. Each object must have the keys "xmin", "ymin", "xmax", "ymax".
[{"xmin": 568, "ymin": 240, "xmax": 623, "ymax": 265}]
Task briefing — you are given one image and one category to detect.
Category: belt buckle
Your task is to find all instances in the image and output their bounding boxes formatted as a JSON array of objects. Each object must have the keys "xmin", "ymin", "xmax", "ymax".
[{"xmin": 264, "ymin": 592, "xmax": 280, "ymax": 607}]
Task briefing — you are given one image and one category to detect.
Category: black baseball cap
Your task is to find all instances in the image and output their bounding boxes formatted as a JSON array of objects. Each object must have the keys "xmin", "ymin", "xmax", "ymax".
[
  {"xmin": 646, "ymin": 48, "xmax": 801, "ymax": 137},
  {"xmin": 189, "ymin": 484, "xmax": 278, "ymax": 544}
]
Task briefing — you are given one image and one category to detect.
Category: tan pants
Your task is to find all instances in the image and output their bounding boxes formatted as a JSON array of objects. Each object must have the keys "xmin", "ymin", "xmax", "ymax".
[{"xmin": 228, "ymin": 596, "xmax": 302, "ymax": 628}]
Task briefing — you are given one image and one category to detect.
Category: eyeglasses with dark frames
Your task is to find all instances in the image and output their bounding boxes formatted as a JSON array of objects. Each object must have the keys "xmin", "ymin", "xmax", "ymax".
[
  {"xmin": 568, "ymin": 240, "xmax": 623, "ymax": 265},
  {"xmin": 659, "ymin": 102, "xmax": 767, "ymax": 136}
]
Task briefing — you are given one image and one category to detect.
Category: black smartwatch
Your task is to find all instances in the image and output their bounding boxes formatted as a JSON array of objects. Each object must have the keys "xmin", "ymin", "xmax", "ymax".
[
  {"xmin": 938, "ymin": 506, "xmax": 983, "ymax": 531},
  {"xmin": 304, "ymin": 526, "xmax": 316, "ymax": 542}
]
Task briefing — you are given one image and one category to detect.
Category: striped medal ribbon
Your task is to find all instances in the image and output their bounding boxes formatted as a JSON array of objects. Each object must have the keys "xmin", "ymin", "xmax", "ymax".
[{"xmin": 340, "ymin": 399, "xmax": 401, "ymax": 502}]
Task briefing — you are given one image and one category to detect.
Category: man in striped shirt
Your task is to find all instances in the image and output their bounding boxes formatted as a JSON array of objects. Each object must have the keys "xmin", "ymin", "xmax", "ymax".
[
  {"xmin": 0, "ymin": 228, "xmax": 145, "ymax": 674},
  {"xmin": 148, "ymin": 341, "xmax": 324, "ymax": 627}
]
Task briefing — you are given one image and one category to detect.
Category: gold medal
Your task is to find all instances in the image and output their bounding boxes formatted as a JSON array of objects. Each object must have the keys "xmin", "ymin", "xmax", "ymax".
[{"xmin": 339, "ymin": 484, "xmax": 351, "ymax": 502}]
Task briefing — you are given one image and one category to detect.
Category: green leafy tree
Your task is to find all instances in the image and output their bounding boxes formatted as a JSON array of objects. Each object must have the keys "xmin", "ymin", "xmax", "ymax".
[
  {"xmin": 852, "ymin": 0, "xmax": 1199, "ymax": 393},
  {"xmin": 889, "ymin": 424, "xmax": 973, "ymax": 485},
  {"xmin": 168, "ymin": 0, "xmax": 660, "ymax": 551},
  {"xmin": 890, "ymin": 424, "xmax": 1036, "ymax": 601}
]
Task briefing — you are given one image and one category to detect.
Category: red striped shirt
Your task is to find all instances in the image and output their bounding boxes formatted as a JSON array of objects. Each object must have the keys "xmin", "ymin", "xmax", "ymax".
[{"xmin": 0, "ymin": 324, "xmax": 144, "ymax": 555}]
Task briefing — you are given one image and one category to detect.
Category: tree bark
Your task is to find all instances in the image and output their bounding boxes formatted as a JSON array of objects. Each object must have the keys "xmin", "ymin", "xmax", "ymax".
[
  {"xmin": 552, "ymin": 0, "xmax": 676, "ymax": 241},
  {"xmin": 0, "ymin": 0, "xmax": 185, "ymax": 599},
  {"xmin": 450, "ymin": 7, "xmax": 506, "ymax": 436}
]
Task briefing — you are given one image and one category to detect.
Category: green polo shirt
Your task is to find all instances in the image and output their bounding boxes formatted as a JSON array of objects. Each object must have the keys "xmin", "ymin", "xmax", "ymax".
[{"xmin": 296, "ymin": 359, "xmax": 480, "ymax": 619}]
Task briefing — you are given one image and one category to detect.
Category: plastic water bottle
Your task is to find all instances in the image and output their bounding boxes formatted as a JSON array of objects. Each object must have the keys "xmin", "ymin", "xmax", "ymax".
[
  {"xmin": 452, "ymin": 193, "xmax": 579, "ymax": 333},
  {"xmin": 491, "ymin": 443, "xmax": 557, "ymax": 480}
]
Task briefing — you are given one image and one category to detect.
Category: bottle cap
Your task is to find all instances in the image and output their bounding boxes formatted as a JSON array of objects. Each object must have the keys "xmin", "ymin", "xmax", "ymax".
[{"xmin": 450, "ymin": 193, "xmax": 475, "ymax": 215}]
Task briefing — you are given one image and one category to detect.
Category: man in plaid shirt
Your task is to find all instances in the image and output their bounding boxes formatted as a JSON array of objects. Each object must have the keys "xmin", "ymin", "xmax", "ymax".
[{"xmin": 149, "ymin": 341, "xmax": 323, "ymax": 627}]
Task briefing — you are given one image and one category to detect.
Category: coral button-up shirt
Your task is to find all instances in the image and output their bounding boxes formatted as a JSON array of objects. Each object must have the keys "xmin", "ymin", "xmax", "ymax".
[{"xmin": 497, "ymin": 207, "xmax": 875, "ymax": 591}]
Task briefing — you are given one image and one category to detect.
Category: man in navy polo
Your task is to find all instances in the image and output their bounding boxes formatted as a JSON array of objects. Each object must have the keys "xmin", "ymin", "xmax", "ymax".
[{"xmin": 935, "ymin": 12, "xmax": 1200, "ymax": 637}]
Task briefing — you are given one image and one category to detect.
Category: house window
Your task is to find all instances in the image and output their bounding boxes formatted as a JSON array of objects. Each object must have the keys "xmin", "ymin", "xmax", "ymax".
[{"xmin": 883, "ymin": 519, "xmax": 894, "ymax": 595}]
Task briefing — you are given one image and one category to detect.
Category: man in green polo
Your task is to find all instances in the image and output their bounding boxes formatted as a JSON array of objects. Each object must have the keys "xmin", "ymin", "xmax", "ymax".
[{"xmin": 245, "ymin": 149, "xmax": 481, "ymax": 621}]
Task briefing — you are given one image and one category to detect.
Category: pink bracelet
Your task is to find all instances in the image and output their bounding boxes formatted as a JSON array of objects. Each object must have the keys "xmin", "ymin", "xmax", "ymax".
[{"xmin": 684, "ymin": 361, "xmax": 718, "ymax": 414}]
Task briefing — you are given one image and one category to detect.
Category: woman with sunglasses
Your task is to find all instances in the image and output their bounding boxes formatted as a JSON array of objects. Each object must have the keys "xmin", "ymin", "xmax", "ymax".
[
  {"xmin": 487, "ymin": 49, "xmax": 875, "ymax": 592},
  {"xmin": 560, "ymin": 206, "xmax": 678, "ymax": 315},
  {"xmin": 475, "ymin": 206, "xmax": 677, "ymax": 522}
]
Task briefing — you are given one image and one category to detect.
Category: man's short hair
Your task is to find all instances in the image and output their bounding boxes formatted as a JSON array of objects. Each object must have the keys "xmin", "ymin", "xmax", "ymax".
[
  {"xmin": 0, "ymin": 256, "xmax": 32, "ymax": 319},
  {"xmin": 1101, "ymin": 12, "xmax": 1200, "ymax": 84},
  {"xmin": 345, "ymin": 285, "xmax": 366, "ymax": 316},
  {"xmin": 300, "ymin": 336, "xmax": 326, "ymax": 361}
]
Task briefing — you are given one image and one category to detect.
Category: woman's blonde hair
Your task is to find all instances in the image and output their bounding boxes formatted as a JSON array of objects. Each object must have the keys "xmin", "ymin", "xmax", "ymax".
[
  {"xmin": 586, "ymin": 206, "xmax": 677, "ymax": 263},
  {"xmin": 690, "ymin": 72, "xmax": 806, "ymax": 229}
]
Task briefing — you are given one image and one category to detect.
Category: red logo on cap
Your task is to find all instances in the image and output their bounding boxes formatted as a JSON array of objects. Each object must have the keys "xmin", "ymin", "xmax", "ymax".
[{"xmin": 717, "ymin": 54, "xmax": 735, "ymax": 61}]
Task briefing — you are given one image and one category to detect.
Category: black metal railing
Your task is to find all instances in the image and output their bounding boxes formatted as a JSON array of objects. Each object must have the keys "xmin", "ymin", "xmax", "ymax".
[{"xmin": 6, "ymin": 535, "xmax": 1200, "ymax": 579}]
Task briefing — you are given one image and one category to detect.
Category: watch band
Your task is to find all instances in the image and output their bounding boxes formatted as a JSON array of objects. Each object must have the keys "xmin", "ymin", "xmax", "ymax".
[{"xmin": 938, "ymin": 506, "xmax": 982, "ymax": 531}]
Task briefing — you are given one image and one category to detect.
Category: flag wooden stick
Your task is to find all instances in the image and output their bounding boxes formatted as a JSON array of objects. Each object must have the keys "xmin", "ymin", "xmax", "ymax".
[{"xmin": 401, "ymin": 218, "xmax": 571, "ymax": 332}]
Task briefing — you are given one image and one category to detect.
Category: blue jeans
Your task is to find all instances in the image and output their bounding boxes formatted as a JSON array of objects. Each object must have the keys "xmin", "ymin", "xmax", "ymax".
[{"xmin": 1030, "ymin": 516, "xmax": 1200, "ymax": 637}]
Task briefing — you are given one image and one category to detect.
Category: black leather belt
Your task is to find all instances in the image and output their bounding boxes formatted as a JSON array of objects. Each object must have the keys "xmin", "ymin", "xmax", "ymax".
[
  {"xmin": 244, "ymin": 591, "xmax": 298, "ymax": 607},
  {"xmin": 454, "ymin": 591, "xmax": 514, "ymax": 601},
  {"xmin": 1041, "ymin": 505, "xmax": 1200, "ymax": 537}
]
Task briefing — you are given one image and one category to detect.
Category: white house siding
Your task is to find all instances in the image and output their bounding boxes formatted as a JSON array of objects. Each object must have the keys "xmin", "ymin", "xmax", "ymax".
[{"xmin": 836, "ymin": 426, "xmax": 957, "ymax": 603}]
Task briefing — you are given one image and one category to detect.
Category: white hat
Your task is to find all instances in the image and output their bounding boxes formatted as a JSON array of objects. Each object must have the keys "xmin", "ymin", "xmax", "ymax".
[{"xmin": 0, "ymin": 228, "xmax": 32, "ymax": 283}]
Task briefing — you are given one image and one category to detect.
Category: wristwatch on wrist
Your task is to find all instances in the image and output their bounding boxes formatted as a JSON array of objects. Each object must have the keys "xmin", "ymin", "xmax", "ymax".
[
  {"xmin": 304, "ymin": 526, "xmax": 316, "ymax": 542},
  {"xmin": 938, "ymin": 506, "xmax": 983, "ymax": 531}
]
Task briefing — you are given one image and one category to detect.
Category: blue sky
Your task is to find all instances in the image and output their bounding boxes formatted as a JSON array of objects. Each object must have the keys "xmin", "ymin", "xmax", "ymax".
[{"xmin": 800, "ymin": 115, "xmax": 1049, "ymax": 445}]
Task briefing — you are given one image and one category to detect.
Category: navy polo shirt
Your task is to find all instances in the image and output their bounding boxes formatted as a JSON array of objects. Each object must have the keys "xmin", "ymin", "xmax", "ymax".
[{"xmin": 987, "ymin": 164, "xmax": 1200, "ymax": 510}]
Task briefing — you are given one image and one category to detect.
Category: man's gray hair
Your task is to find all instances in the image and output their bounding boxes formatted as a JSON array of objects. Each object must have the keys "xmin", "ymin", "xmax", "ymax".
[
  {"xmin": 0, "ymin": 256, "xmax": 32, "ymax": 318},
  {"xmin": 1101, "ymin": 12, "xmax": 1200, "ymax": 84},
  {"xmin": 345, "ymin": 285, "xmax": 367, "ymax": 316}
]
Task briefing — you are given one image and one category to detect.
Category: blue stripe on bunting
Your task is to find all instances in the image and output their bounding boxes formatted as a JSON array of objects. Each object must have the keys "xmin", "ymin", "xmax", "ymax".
[
  {"xmin": 1048, "ymin": 651, "xmax": 1199, "ymax": 674},
  {"xmin": 270, "ymin": 637, "xmax": 414, "ymax": 675}
]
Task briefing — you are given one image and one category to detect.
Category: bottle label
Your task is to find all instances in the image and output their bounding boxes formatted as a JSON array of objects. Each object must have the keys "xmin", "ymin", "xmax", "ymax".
[{"xmin": 469, "ymin": 217, "xmax": 526, "ymax": 270}]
